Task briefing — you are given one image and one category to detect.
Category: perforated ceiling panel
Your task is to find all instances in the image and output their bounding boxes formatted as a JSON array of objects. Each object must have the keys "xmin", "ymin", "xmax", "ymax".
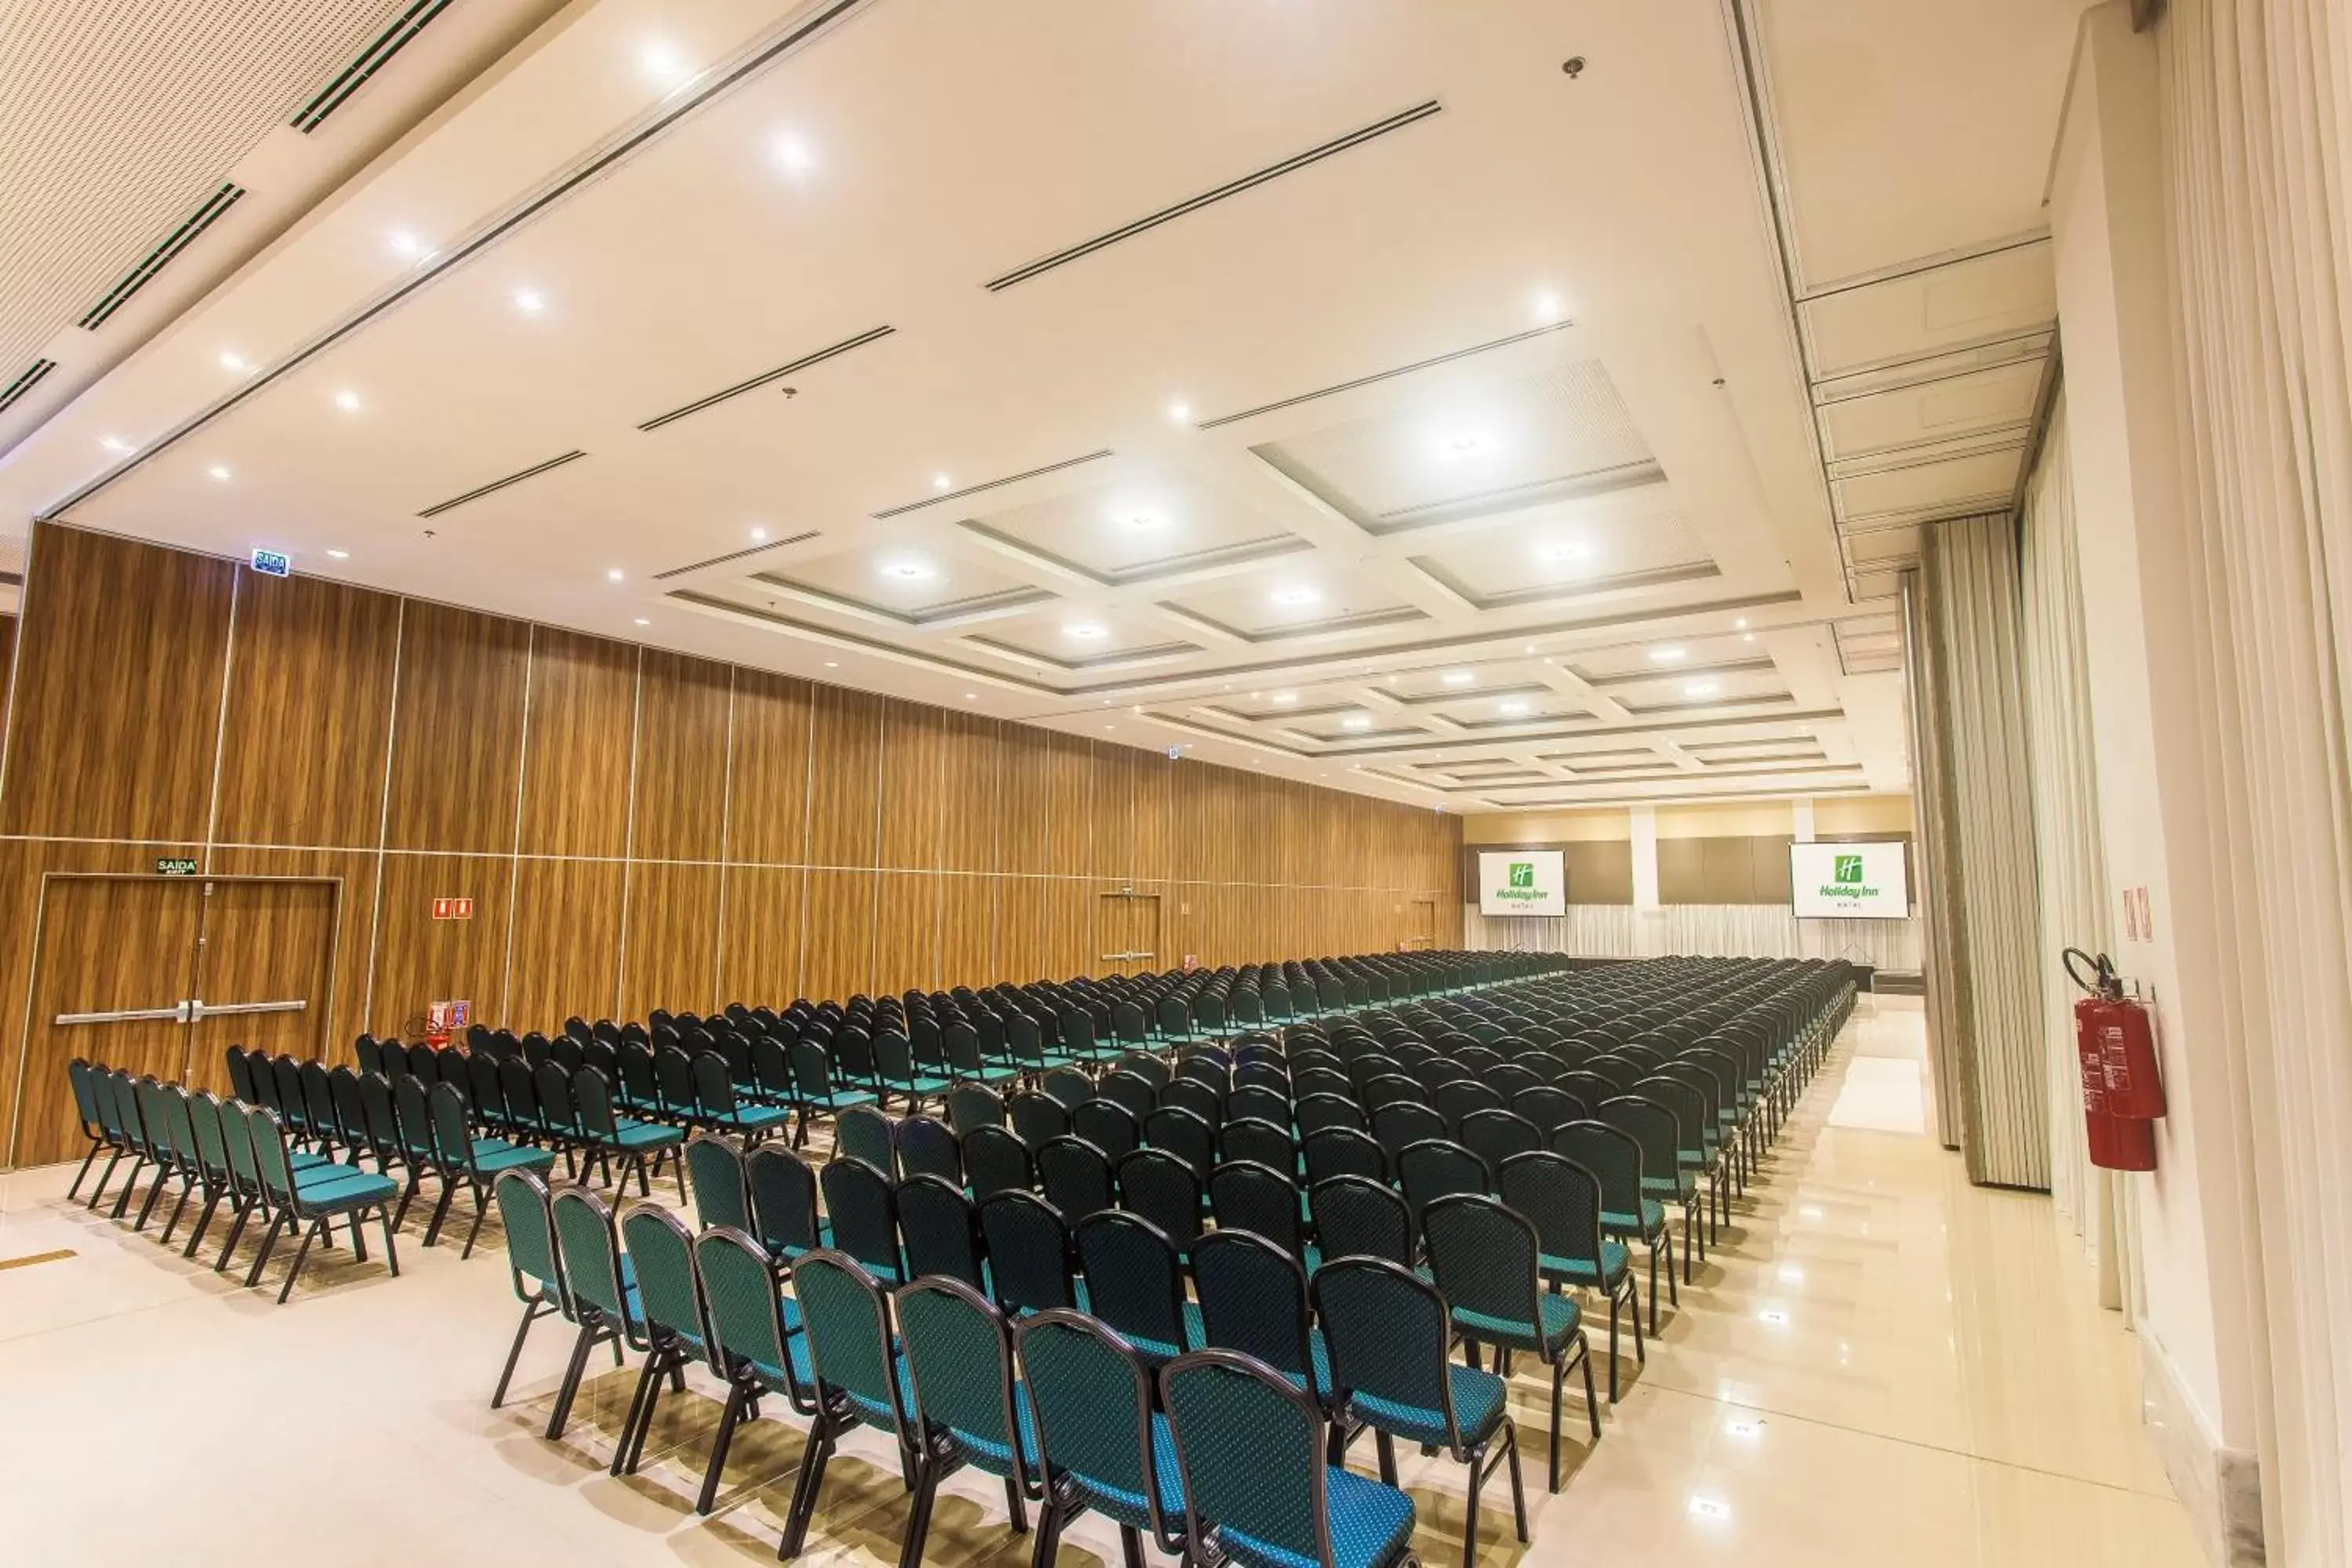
[{"xmin": 0, "ymin": 0, "xmax": 402, "ymax": 374}]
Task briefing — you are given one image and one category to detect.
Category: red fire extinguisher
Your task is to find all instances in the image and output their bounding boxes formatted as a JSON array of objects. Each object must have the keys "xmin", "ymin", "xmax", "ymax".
[{"xmin": 2063, "ymin": 947, "xmax": 2165, "ymax": 1171}]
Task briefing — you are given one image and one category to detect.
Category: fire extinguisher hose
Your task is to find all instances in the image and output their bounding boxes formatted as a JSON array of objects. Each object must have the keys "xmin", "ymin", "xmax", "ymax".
[{"xmin": 2062, "ymin": 946, "xmax": 2118, "ymax": 1000}]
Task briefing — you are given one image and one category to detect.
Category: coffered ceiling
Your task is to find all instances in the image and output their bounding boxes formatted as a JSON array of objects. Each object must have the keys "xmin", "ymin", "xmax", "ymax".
[{"xmin": 0, "ymin": 0, "xmax": 2092, "ymax": 812}]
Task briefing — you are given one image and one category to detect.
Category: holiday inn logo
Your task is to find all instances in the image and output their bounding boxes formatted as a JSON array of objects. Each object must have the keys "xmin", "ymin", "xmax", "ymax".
[
  {"xmin": 1494, "ymin": 859, "xmax": 1544, "ymax": 902},
  {"xmin": 1508, "ymin": 862, "xmax": 1534, "ymax": 888},
  {"xmin": 1834, "ymin": 854, "xmax": 1864, "ymax": 884}
]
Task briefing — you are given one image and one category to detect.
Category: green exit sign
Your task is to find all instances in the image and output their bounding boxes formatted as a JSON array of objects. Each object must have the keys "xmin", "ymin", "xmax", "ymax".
[{"xmin": 155, "ymin": 857, "xmax": 198, "ymax": 877}]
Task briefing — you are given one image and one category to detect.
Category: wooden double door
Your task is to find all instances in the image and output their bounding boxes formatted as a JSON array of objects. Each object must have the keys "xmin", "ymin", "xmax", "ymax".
[
  {"xmin": 12, "ymin": 876, "xmax": 339, "ymax": 1168},
  {"xmin": 1096, "ymin": 891, "xmax": 1162, "ymax": 978}
]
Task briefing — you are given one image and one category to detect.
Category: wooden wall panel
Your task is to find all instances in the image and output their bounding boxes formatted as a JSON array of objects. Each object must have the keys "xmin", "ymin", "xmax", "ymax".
[
  {"xmin": 631, "ymin": 651, "xmax": 731, "ymax": 863},
  {"xmin": 1134, "ymin": 753, "xmax": 1174, "ymax": 881},
  {"xmin": 938, "ymin": 713, "xmax": 1000, "ymax": 873},
  {"xmin": 808, "ymin": 687, "xmax": 884, "ymax": 869},
  {"xmin": 996, "ymin": 737, "xmax": 1054, "ymax": 875},
  {"xmin": 873, "ymin": 870, "xmax": 942, "ymax": 995},
  {"xmin": 727, "ymin": 668, "xmax": 812, "ymax": 866},
  {"xmin": 1044, "ymin": 735, "xmax": 1092, "ymax": 876},
  {"xmin": 878, "ymin": 703, "xmax": 949, "ymax": 869},
  {"xmin": 212, "ymin": 572, "xmax": 401, "ymax": 848},
  {"xmin": 506, "ymin": 858, "xmax": 624, "ymax": 1029},
  {"xmin": 802, "ymin": 869, "xmax": 876, "ymax": 1000},
  {"xmin": 366, "ymin": 853, "xmax": 510, "ymax": 1035},
  {"xmin": 995, "ymin": 877, "xmax": 1047, "ymax": 983},
  {"xmin": 207, "ymin": 845, "xmax": 383, "ymax": 1055},
  {"xmin": 0, "ymin": 526, "xmax": 233, "ymax": 840},
  {"xmin": 938, "ymin": 875, "xmax": 995, "ymax": 988},
  {"xmin": 622, "ymin": 862, "xmax": 721, "ymax": 1018},
  {"xmin": 719, "ymin": 866, "xmax": 804, "ymax": 1007},
  {"xmin": 517, "ymin": 630, "xmax": 636, "ymax": 858},
  {"xmin": 385, "ymin": 602, "xmax": 530, "ymax": 854},
  {"xmin": 1086, "ymin": 746, "xmax": 1133, "ymax": 878}
]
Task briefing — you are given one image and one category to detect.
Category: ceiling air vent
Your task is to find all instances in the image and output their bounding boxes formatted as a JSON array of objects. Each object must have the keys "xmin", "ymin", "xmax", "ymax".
[
  {"xmin": 655, "ymin": 530, "xmax": 822, "ymax": 581},
  {"xmin": 1198, "ymin": 321, "xmax": 1570, "ymax": 430},
  {"xmin": 982, "ymin": 100, "xmax": 1443, "ymax": 292},
  {"xmin": 871, "ymin": 450, "xmax": 1114, "ymax": 519},
  {"xmin": 78, "ymin": 183, "xmax": 245, "ymax": 330},
  {"xmin": 637, "ymin": 325, "xmax": 895, "ymax": 432},
  {"xmin": 292, "ymin": 0, "xmax": 456, "ymax": 133},
  {"xmin": 417, "ymin": 449, "xmax": 588, "ymax": 517},
  {"xmin": 0, "ymin": 358, "xmax": 58, "ymax": 415}
]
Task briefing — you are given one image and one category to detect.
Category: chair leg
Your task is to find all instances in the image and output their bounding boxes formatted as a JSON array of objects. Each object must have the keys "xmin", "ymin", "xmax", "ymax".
[
  {"xmin": 109, "ymin": 1156, "xmax": 146, "ymax": 1219},
  {"xmin": 1461, "ymin": 1444, "xmax": 1484, "ymax": 1568},
  {"xmin": 1628, "ymin": 1277, "xmax": 1646, "ymax": 1367},
  {"xmin": 1031, "ymin": 1501, "xmax": 1067, "ymax": 1568},
  {"xmin": 276, "ymin": 1218, "xmax": 322, "ymax": 1304},
  {"xmin": 1376, "ymin": 1429, "xmax": 1398, "ymax": 1486},
  {"xmin": 698, "ymin": 1381, "xmax": 749, "ymax": 1514},
  {"xmin": 491, "ymin": 1300, "xmax": 546, "ymax": 1408},
  {"xmin": 243, "ymin": 1209, "xmax": 289, "ymax": 1287},
  {"xmin": 159, "ymin": 1178, "xmax": 194, "ymax": 1244},
  {"xmin": 132, "ymin": 1167, "xmax": 172, "ymax": 1231},
  {"xmin": 183, "ymin": 1187, "xmax": 224, "ymax": 1258},
  {"xmin": 780, "ymin": 1421, "xmax": 837, "ymax": 1559},
  {"xmin": 898, "ymin": 1461, "xmax": 938, "ymax": 1568},
  {"xmin": 349, "ymin": 1210, "xmax": 368, "ymax": 1264},
  {"xmin": 379, "ymin": 1209, "xmax": 401, "ymax": 1277},
  {"xmin": 1606, "ymin": 1288, "xmax": 1621, "ymax": 1403},
  {"xmin": 1579, "ymin": 1338, "xmax": 1601, "ymax": 1439},
  {"xmin": 1503, "ymin": 1419, "xmax": 1528, "ymax": 1541},
  {"xmin": 1547, "ymin": 1358, "xmax": 1564, "ymax": 1494},
  {"xmin": 66, "ymin": 1138, "xmax": 102, "ymax": 1201},
  {"xmin": 423, "ymin": 1179, "xmax": 459, "ymax": 1247},
  {"xmin": 459, "ymin": 1180, "xmax": 491, "ymax": 1260},
  {"xmin": 216, "ymin": 1198, "xmax": 256, "ymax": 1272},
  {"xmin": 1003, "ymin": 1471, "xmax": 1029, "ymax": 1534},
  {"xmin": 614, "ymin": 1350, "xmax": 666, "ymax": 1476},
  {"xmin": 86, "ymin": 1147, "xmax": 126, "ymax": 1209},
  {"xmin": 546, "ymin": 1323, "xmax": 601, "ymax": 1439}
]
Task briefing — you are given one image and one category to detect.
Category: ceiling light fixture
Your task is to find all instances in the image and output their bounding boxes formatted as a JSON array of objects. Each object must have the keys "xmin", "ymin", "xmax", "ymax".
[
  {"xmin": 1683, "ymin": 681, "xmax": 1721, "ymax": 699},
  {"xmin": 824, "ymin": 660, "xmax": 839, "ymax": 668},
  {"xmin": 1343, "ymin": 716, "xmax": 1371, "ymax": 731},
  {"xmin": 964, "ymin": 692, "xmax": 977, "ymax": 701},
  {"xmin": 633, "ymin": 617, "xmax": 651, "ymax": 626},
  {"xmin": 1269, "ymin": 586, "xmax": 1321, "ymax": 607},
  {"xmin": 1270, "ymin": 692, "xmax": 1298, "ymax": 706},
  {"xmin": 99, "ymin": 435, "xmax": 131, "ymax": 454},
  {"xmin": 773, "ymin": 132, "xmax": 816, "ymax": 174},
  {"xmin": 606, "ymin": 568, "xmax": 624, "ymax": 583},
  {"xmin": 1541, "ymin": 541, "xmax": 1591, "ymax": 562},
  {"xmin": 206, "ymin": 464, "xmax": 232, "ymax": 481},
  {"xmin": 389, "ymin": 230, "xmax": 423, "ymax": 257},
  {"xmin": 513, "ymin": 288, "xmax": 546, "ymax": 314},
  {"xmin": 1648, "ymin": 646, "xmax": 1688, "ymax": 663},
  {"xmin": 333, "ymin": 389, "xmax": 362, "ymax": 412},
  {"xmin": 1734, "ymin": 617, "xmax": 1749, "ymax": 630},
  {"xmin": 1523, "ymin": 644, "xmax": 1537, "ymax": 654},
  {"xmin": 1437, "ymin": 430, "xmax": 1497, "ymax": 459},
  {"xmin": 1122, "ymin": 510, "xmax": 1165, "ymax": 529},
  {"xmin": 1441, "ymin": 671, "xmax": 1475, "ymax": 688},
  {"xmin": 750, "ymin": 526, "xmax": 768, "ymax": 541},
  {"xmin": 639, "ymin": 39, "xmax": 688, "ymax": 83},
  {"xmin": 326, "ymin": 549, "xmax": 350, "ymax": 560},
  {"xmin": 1063, "ymin": 622, "xmax": 1109, "ymax": 640},
  {"xmin": 881, "ymin": 561, "xmax": 935, "ymax": 580},
  {"xmin": 1167, "ymin": 399, "xmax": 1191, "ymax": 422},
  {"xmin": 1500, "ymin": 699, "xmax": 1531, "ymax": 716},
  {"xmin": 932, "ymin": 473, "xmax": 952, "ymax": 491},
  {"xmin": 1534, "ymin": 290, "xmax": 1566, "ymax": 321},
  {"xmin": 219, "ymin": 351, "xmax": 249, "ymax": 372}
]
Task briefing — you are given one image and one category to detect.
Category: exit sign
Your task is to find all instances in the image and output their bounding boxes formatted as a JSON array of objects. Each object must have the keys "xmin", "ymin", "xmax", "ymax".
[
  {"xmin": 249, "ymin": 549, "xmax": 292, "ymax": 578},
  {"xmin": 155, "ymin": 856, "xmax": 198, "ymax": 877},
  {"xmin": 431, "ymin": 896, "xmax": 475, "ymax": 920}
]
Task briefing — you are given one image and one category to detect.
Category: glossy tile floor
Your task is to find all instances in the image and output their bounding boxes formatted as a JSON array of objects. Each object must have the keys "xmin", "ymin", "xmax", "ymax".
[{"xmin": 0, "ymin": 1000, "xmax": 2205, "ymax": 1567}]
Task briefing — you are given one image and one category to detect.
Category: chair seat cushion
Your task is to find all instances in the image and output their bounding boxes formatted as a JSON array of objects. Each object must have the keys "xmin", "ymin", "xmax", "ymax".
[
  {"xmin": 943, "ymin": 1381, "xmax": 1044, "ymax": 1477},
  {"xmin": 1120, "ymin": 1301, "xmax": 1207, "ymax": 1367},
  {"xmin": 1602, "ymin": 1199, "xmax": 1668, "ymax": 1237},
  {"xmin": 293, "ymin": 1167, "xmax": 399, "ymax": 1212},
  {"xmin": 610, "ymin": 1120, "xmax": 682, "ymax": 1149},
  {"xmin": 1066, "ymin": 1410, "xmax": 1188, "ymax": 1532},
  {"xmin": 1222, "ymin": 1465, "xmax": 1417, "ymax": 1568},
  {"xmin": 1452, "ymin": 1290, "xmax": 1581, "ymax": 1356},
  {"xmin": 1350, "ymin": 1361, "xmax": 1509, "ymax": 1449},
  {"xmin": 721, "ymin": 1103, "xmax": 792, "ymax": 1132},
  {"xmin": 472, "ymin": 1140, "xmax": 559, "ymax": 1174},
  {"xmin": 1538, "ymin": 1240, "xmax": 1631, "ymax": 1288}
]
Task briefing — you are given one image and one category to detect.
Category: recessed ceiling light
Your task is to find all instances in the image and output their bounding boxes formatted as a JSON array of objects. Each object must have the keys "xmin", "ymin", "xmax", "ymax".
[
  {"xmin": 1270, "ymin": 586, "xmax": 1321, "ymax": 607},
  {"xmin": 389, "ymin": 230, "xmax": 422, "ymax": 257},
  {"xmin": 1523, "ymin": 644, "xmax": 1537, "ymax": 655},
  {"xmin": 1343, "ymin": 716, "xmax": 1371, "ymax": 731},
  {"xmin": 218, "ymin": 350, "xmax": 249, "ymax": 372},
  {"xmin": 1104, "ymin": 724, "xmax": 1115, "ymax": 731},
  {"xmin": 932, "ymin": 473, "xmax": 952, "ymax": 491},
  {"xmin": 1743, "ymin": 633, "xmax": 1756, "ymax": 642},
  {"xmin": 1441, "ymin": 671, "xmax": 1475, "ymax": 687},
  {"xmin": 964, "ymin": 692, "xmax": 977, "ymax": 700},
  {"xmin": 1758, "ymin": 1308, "xmax": 1788, "ymax": 1326},
  {"xmin": 1500, "ymin": 699, "xmax": 1531, "ymax": 716},
  {"xmin": 1725, "ymin": 1418, "xmax": 1763, "ymax": 1439},
  {"xmin": 333, "ymin": 389, "xmax": 361, "ymax": 412},
  {"xmin": 1437, "ymin": 430, "xmax": 1497, "ymax": 459},
  {"xmin": 1649, "ymin": 646, "xmax": 1688, "ymax": 663},
  {"xmin": 99, "ymin": 435, "xmax": 131, "ymax": 454},
  {"xmin": 513, "ymin": 288, "xmax": 546, "ymax": 314},
  {"xmin": 1683, "ymin": 681, "xmax": 1721, "ymax": 699},
  {"xmin": 1688, "ymin": 1498, "xmax": 1732, "ymax": 1522},
  {"xmin": 1541, "ymin": 541, "xmax": 1591, "ymax": 562},
  {"xmin": 206, "ymin": 464, "xmax": 232, "ymax": 481},
  {"xmin": 773, "ymin": 133, "xmax": 817, "ymax": 174},
  {"xmin": 633, "ymin": 617, "xmax": 651, "ymax": 626},
  {"xmin": 1386, "ymin": 675, "xmax": 1398, "ymax": 684},
  {"xmin": 1064, "ymin": 622, "xmax": 1109, "ymax": 640},
  {"xmin": 639, "ymin": 40, "xmax": 688, "ymax": 82},
  {"xmin": 1734, "ymin": 617, "xmax": 1749, "ymax": 630},
  {"xmin": 750, "ymin": 526, "xmax": 768, "ymax": 542},
  {"xmin": 1270, "ymin": 692, "xmax": 1298, "ymax": 706},
  {"xmin": 606, "ymin": 568, "xmax": 624, "ymax": 582},
  {"xmin": 824, "ymin": 660, "xmax": 839, "ymax": 668},
  {"xmin": 1167, "ymin": 399, "xmax": 1191, "ymax": 422},
  {"xmin": 326, "ymin": 548, "xmax": 350, "ymax": 560},
  {"xmin": 1122, "ymin": 510, "xmax": 1165, "ymax": 529},
  {"xmin": 881, "ymin": 561, "xmax": 935, "ymax": 580},
  {"xmin": 1534, "ymin": 290, "xmax": 1566, "ymax": 321}
]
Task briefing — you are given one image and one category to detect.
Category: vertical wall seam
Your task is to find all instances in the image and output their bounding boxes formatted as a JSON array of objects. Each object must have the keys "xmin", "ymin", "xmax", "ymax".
[
  {"xmin": 713, "ymin": 663, "xmax": 737, "ymax": 1009},
  {"xmin": 615, "ymin": 645, "xmax": 644, "ymax": 1019},
  {"xmin": 359, "ymin": 599, "xmax": 406, "ymax": 1029},
  {"xmin": 198, "ymin": 567, "xmax": 241, "ymax": 874},
  {"xmin": 499, "ymin": 624, "xmax": 535, "ymax": 1026}
]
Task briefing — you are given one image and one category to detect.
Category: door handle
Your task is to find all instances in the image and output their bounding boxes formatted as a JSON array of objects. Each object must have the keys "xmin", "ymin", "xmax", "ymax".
[
  {"xmin": 188, "ymin": 999, "xmax": 308, "ymax": 1021},
  {"xmin": 53, "ymin": 1004, "xmax": 192, "ymax": 1025}
]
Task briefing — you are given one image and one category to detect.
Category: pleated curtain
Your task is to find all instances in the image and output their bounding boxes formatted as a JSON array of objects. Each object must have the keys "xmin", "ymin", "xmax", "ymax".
[
  {"xmin": 1462, "ymin": 903, "xmax": 1922, "ymax": 970},
  {"xmin": 2155, "ymin": 2, "xmax": 2352, "ymax": 1558},
  {"xmin": 1907, "ymin": 514, "xmax": 2050, "ymax": 1189},
  {"xmin": 2016, "ymin": 390, "xmax": 2132, "ymax": 1311}
]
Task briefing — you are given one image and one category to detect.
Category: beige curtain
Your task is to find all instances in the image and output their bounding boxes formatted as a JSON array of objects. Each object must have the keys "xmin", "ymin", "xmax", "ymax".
[
  {"xmin": 1909, "ymin": 514, "xmax": 2051, "ymax": 1189},
  {"xmin": 2157, "ymin": 1, "xmax": 2352, "ymax": 1559},
  {"xmin": 2016, "ymin": 390, "xmax": 2132, "ymax": 1314}
]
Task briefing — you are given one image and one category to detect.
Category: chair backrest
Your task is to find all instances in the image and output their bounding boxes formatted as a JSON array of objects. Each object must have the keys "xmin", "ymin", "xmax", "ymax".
[
  {"xmin": 1017, "ymin": 1311, "xmax": 1169, "ymax": 1541},
  {"xmin": 299, "ymin": 1061, "xmax": 338, "ymax": 1138},
  {"xmin": 1225, "ymin": 1083, "xmax": 1291, "ymax": 1131},
  {"xmin": 390, "ymin": 1073, "xmax": 438, "ymax": 1163},
  {"xmin": 1007, "ymin": 1092, "xmax": 1071, "ymax": 1149},
  {"xmin": 1036, "ymin": 1136, "xmax": 1115, "ymax": 1221},
  {"xmin": 819, "ymin": 1157, "xmax": 902, "ymax": 1281},
  {"xmin": 895, "ymin": 1115, "xmax": 961, "ymax": 1186},
  {"xmin": 1160, "ymin": 1076, "xmax": 1223, "ymax": 1130},
  {"xmin": 428, "ymin": 1081, "xmax": 479, "ymax": 1178},
  {"xmin": 1371, "ymin": 1102, "xmax": 1449, "ymax": 1164},
  {"xmin": 975, "ymin": 1190, "xmax": 1074, "ymax": 1314},
  {"xmin": 1434, "ymin": 1079, "xmax": 1505, "ymax": 1130},
  {"xmin": 1069, "ymin": 1099, "xmax": 1140, "ymax": 1161},
  {"xmin": 746, "ymin": 1143, "xmax": 824, "ymax": 1257},
  {"xmin": 1073, "ymin": 1209, "xmax": 1189, "ymax": 1354},
  {"xmin": 1422, "ymin": 1193, "xmax": 1543, "ymax": 1349},
  {"xmin": 691, "ymin": 1051, "xmax": 747, "ymax": 1117},
  {"xmin": 551, "ymin": 1185, "xmax": 637, "ymax": 1338},
  {"xmin": 791, "ymin": 1251, "xmax": 909, "ymax": 1434},
  {"xmin": 1114, "ymin": 1147, "xmax": 1203, "ymax": 1250},
  {"xmin": 1496, "ymin": 1151, "xmax": 1609, "ymax": 1279},
  {"xmin": 945, "ymin": 1082, "xmax": 1005, "ymax": 1136},
  {"xmin": 837, "ymin": 1105, "xmax": 898, "ymax": 1176},
  {"xmin": 1300, "ymin": 1128, "xmax": 1386, "ymax": 1193},
  {"xmin": 896, "ymin": 1174, "xmax": 985, "ymax": 1290},
  {"xmin": 495, "ymin": 1169, "xmax": 567, "ymax": 1316},
  {"xmin": 1161, "ymin": 1350, "xmax": 1342, "ymax": 1568},
  {"xmin": 696, "ymin": 1225, "xmax": 810, "ymax": 1399},
  {"xmin": 620, "ymin": 1202, "xmax": 709, "ymax": 1355},
  {"xmin": 685, "ymin": 1133, "xmax": 751, "ymax": 1232},
  {"xmin": 1598, "ymin": 1094, "xmax": 1680, "ymax": 1184},
  {"xmin": 1396, "ymin": 1138, "xmax": 1491, "ymax": 1237},
  {"xmin": 1551, "ymin": 1120, "xmax": 1645, "ymax": 1221},
  {"xmin": 1142, "ymin": 1105, "xmax": 1216, "ymax": 1178},
  {"xmin": 185, "ymin": 1091, "xmax": 230, "ymax": 1180},
  {"xmin": 1219, "ymin": 1116, "xmax": 1296, "ymax": 1175},
  {"xmin": 1191, "ymin": 1229, "xmax": 1315, "ymax": 1388},
  {"xmin": 961, "ymin": 1124, "xmax": 1034, "ymax": 1197},
  {"xmin": 533, "ymin": 1059, "xmax": 579, "ymax": 1138},
  {"xmin": 1310, "ymin": 1175, "xmax": 1415, "ymax": 1269},
  {"xmin": 499, "ymin": 1054, "xmax": 541, "ymax": 1128},
  {"xmin": 1458, "ymin": 1108, "xmax": 1542, "ymax": 1171},
  {"xmin": 898, "ymin": 1276, "xmax": 1029, "ymax": 1486},
  {"xmin": 217, "ymin": 1047, "xmax": 252, "ymax": 1108},
  {"xmin": 1510, "ymin": 1085, "xmax": 1581, "ymax": 1135},
  {"xmin": 1314, "ymin": 1256, "xmax": 1465, "ymax": 1452},
  {"xmin": 1040, "ymin": 1066, "xmax": 1094, "ymax": 1110},
  {"xmin": 1207, "ymin": 1160, "xmax": 1307, "ymax": 1262}
]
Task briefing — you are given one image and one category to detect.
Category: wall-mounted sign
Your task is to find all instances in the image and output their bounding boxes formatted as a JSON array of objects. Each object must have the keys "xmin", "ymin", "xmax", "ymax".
[
  {"xmin": 431, "ymin": 896, "xmax": 475, "ymax": 920},
  {"xmin": 155, "ymin": 856, "xmax": 198, "ymax": 877},
  {"xmin": 249, "ymin": 549, "xmax": 292, "ymax": 578}
]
